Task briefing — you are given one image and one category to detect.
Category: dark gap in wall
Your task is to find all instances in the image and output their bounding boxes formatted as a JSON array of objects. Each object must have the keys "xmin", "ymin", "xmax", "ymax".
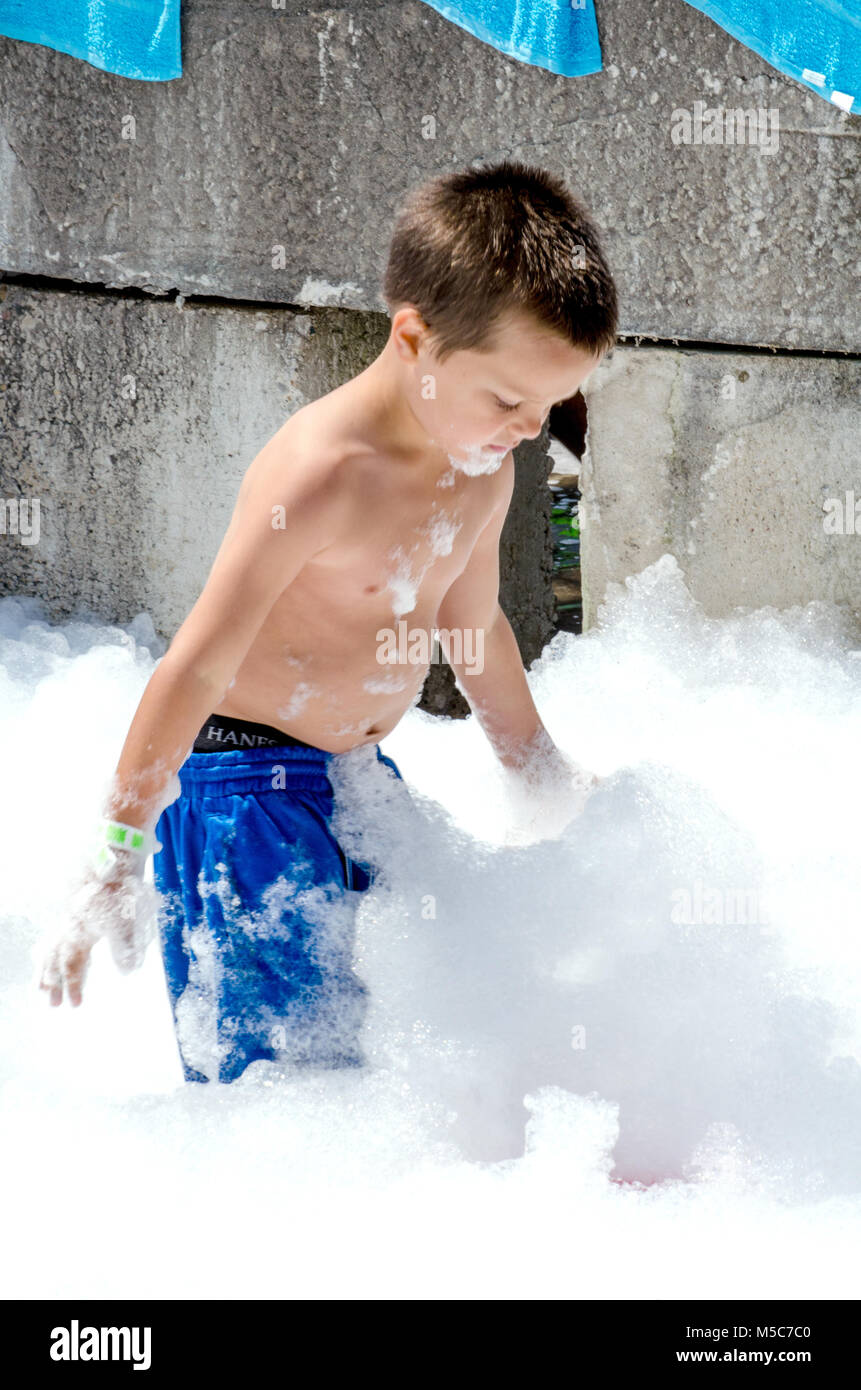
[
  {"xmin": 547, "ymin": 393, "xmax": 586, "ymax": 636},
  {"xmin": 613, "ymin": 332, "xmax": 861, "ymax": 362},
  {"xmin": 0, "ymin": 271, "xmax": 315, "ymax": 318},
  {"xmin": 2, "ymin": 273, "xmax": 860, "ymax": 361}
]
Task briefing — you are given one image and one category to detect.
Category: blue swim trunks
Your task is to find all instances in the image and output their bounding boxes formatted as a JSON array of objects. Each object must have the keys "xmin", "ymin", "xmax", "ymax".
[{"xmin": 152, "ymin": 727, "xmax": 404, "ymax": 1085}]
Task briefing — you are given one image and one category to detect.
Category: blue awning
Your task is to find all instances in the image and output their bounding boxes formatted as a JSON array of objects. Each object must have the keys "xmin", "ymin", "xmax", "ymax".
[
  {"xmin": 419, "ymin": 0, "xmax": 603, "ymax": 78},
  {"xmin": 0, "ymin": 0, "xmax": 181, "ymax": 81}
]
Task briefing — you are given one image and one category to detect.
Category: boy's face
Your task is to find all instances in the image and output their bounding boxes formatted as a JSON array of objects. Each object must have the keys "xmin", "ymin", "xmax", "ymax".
[{"xmin": 397, "ymin": 306, "xmax": 605, "ymax": 472}]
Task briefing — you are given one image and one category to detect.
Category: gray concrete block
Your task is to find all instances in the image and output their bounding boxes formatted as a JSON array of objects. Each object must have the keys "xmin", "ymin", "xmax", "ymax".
[
  {"xmin": 0, "ymin": 283, "xmax": 555, "ymax": 716},
  {"xmin": 1, "ymin": 0, "xmax": 859, "ymax": 350},
  {"xmin": 0, "ymin": 283, "xmax": 317, "ymax": 639},
  {"xmin": 580, "ymin": 345, "xmax": 861, "ymax": 634}
]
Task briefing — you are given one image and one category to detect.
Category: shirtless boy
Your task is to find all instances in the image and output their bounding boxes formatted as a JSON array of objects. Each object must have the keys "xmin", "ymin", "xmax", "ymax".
[{"xmin": 39, "ymin": 160, "xmax": 618, "ymax": 1082}]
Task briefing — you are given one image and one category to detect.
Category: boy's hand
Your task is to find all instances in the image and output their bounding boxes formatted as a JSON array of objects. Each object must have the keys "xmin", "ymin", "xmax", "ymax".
[
  {"xmin": 553, "ymin": 748, "xmax": 602, "ymax": 798},
  {"xmin": 39, "ymin": 856, "xmax": 155, "ymax": 1007},
  {"xmin": 501, "ymin": 745, "xmax": 599, "ymax": 845},
  {"xmin": 39, "ymin": 913, "xmax": 97, "ymax": 1008}
]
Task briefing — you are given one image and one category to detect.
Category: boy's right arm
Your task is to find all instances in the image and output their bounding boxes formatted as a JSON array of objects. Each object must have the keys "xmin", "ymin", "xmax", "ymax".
[
  {"xmin": 40, "ymin": 439, "xmax": 344, "ymax": 1006},
  {"xmin": 105, "ymin": 445, "xmax": 341, "ymax": 829}
]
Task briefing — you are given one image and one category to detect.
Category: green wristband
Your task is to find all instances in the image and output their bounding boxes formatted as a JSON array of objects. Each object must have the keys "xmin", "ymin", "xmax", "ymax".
[
  {"xmin": 99, "ymin": 819, "xmax": 153, "ymax": 854},
  {"xmin": 91, "ymin": 820, "xmax": 159, "ymax": 881}
]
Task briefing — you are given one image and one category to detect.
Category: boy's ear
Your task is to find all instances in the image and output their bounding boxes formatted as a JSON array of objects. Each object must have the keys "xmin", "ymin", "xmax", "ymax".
[{"xmin": 548, "ymin": 391, "xmax": 587, "ymax": 461}]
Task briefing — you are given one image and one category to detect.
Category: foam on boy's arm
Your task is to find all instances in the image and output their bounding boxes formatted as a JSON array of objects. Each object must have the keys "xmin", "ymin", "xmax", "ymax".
[{"xmin": 440, "ymin": 607, "xmax": 548, "ymax": 771}]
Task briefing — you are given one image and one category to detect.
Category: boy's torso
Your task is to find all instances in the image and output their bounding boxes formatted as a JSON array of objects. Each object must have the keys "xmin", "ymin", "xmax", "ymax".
[{"xmin": 210, "ymin": 376, "xmax": 512, "ymax": 754}]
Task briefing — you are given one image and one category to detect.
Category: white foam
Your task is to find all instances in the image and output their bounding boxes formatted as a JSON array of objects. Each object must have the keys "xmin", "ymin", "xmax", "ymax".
[
  {"xmin": 384, "ymin": 507, "xmax": 462, "ymax": 617},
  {"xmin": 4, "ymin": 558, "xmax": 861, "ymax": 1298},
  {"xmin": 276, "ymin": 680, "xmax": 317, "ymax": 719},
  {"xmin": 362, "ymin": 673, "xmax": 408, "ymax": 694},
  {"xmin": 446, "ymin": 443, "xmax": 506, "ymax": 476},
  {"xmin": 384, "ymin": 546, "xmax": 419, "ymax": 618},
  {"xmin": 423, "ymin": 509, "xmax": 462, "ymax": 557}
]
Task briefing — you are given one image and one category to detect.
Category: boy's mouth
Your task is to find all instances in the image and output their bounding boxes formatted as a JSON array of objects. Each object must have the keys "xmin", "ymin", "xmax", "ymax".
[{"xmin": 448, "ymin": 443, "xmax": 508, "ymax": 475}]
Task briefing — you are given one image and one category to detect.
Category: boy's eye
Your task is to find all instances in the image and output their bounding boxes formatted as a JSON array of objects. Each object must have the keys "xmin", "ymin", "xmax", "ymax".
[{"xmin": 494, "ymin": 396, "xmax": 565, "ymax": 413}]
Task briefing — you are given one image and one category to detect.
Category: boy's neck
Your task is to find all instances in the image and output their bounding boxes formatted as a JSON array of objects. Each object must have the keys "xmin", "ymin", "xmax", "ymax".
[{"xmin": 353, "ymin": 341, "xmax": 444, "ymax": 465}]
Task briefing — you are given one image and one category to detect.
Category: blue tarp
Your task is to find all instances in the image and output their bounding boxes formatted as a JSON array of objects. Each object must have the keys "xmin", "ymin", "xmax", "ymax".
[
  {"xmin": 1, "ymin": 0, "xmax": 857, "ymax": 112},
  {"xmin": 0, "ymin": 0, "xmax": 181, "ymax": 81},
  {"xmin": 684, "ymin": 0, "xmax": 861, "ymax": 113},
  {"xmin": 419, "ymin": 0, "xmax": 603, "ymax": 77},
  {"xmin": 420, "ymin": 0, "xmax": 860, "ymax": 112}
]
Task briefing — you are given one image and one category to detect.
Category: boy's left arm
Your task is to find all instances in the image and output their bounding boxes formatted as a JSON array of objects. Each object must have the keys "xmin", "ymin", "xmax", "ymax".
[{"xmin": 435, "ymin": 460, "xmax": 595, "ymax": 796}]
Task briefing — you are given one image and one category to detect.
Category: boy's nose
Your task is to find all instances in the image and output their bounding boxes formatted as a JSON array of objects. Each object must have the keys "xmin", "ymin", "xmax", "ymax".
[{"xmin": 515, "ymin": 409, "xmax": 549, "ymax": 441}]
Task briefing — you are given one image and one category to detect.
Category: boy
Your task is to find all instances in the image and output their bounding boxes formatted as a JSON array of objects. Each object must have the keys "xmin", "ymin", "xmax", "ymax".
[{"xmin": 39, "ymin": 159, "xmax": 618, "ymax": 1083}]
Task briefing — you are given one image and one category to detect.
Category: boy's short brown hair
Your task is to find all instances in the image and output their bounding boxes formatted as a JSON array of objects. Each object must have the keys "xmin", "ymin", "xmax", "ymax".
[{"xmin": 383, "ymin": 159, "xmax": 618, "ymax": 363}]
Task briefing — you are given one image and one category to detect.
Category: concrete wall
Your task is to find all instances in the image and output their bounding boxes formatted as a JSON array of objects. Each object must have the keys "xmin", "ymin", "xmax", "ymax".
[
  {"xmin": 1, "ymin": 0, "xmax": 858, "ymax": 349},
  {"xmin": 1, "ymin": 0, "xmax": 860, "ymax": 671},
  {"xmin": 0, "ymin": 282, "xmax": 555, "ymax": 710},
  {"xmin": 580, "ymin": 347, "xmax": 861, "ymax": 632}
]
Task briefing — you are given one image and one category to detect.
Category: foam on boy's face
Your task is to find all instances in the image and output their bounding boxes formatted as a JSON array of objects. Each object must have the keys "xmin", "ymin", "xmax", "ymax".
[{"xmin": 406, "ymin": 307, "xmax": 604, "ymax": 466}]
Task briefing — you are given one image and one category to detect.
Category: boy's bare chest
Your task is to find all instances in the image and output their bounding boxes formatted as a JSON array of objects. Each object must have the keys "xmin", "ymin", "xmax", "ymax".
[{"xmin": 297, "ymin": 469, "xmax": 495, "ymax": 617}]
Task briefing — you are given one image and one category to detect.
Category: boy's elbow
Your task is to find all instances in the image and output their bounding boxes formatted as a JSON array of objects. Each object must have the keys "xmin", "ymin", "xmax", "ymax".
[
  {"xmin": 437, "ymin": 595, "xmax": 503, "ymax": 650},
  {"xmin": 484, "ymin": 601, "xmax": 505, "ymax": 636},
  {"xmin": 473, "ymin": 599, "xmax": 504, "ymax": 642},
  {"xmin": 155, "ymin": 644, "xmax": 238, "ymax": 705}
]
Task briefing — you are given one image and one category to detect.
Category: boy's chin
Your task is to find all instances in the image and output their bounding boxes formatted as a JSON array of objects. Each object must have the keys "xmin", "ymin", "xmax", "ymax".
[{"xmin": 446, "ymin": 442, "xmax": 506, "ymax": 476}]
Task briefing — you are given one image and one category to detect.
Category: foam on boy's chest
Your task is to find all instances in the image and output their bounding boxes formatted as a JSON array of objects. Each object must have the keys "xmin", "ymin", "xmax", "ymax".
[{"xmin": 384, "ymin": 509, "xmax": 465, "ymax": 618}]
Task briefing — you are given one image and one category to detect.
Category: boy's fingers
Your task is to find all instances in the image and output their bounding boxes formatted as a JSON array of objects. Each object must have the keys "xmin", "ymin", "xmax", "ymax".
[
  {"xmin": 108, "ymin": 922, "xmax": 136, "ymax": 974},
  {"xmin": 63, "ymin": 939, "xmax": 92, "ymax": 1006},
  {"xmin": 39, "ymin": 952, "xmax": 64, "ymax": 1007},
  {"xmin": 37, "ymin": 875, "xmax": 149, "ymax": 1006},
  {"xmin": 39, "ymin": 932, "xmax": 93, "ymax": 1008},
  {"xmin": 39, "ymin": 952, "xmax": 59, "ymax": 989}
]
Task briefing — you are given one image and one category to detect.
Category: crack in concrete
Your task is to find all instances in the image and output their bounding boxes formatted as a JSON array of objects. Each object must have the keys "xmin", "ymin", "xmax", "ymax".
[{"xmin": 2, "ymin": 271, "xmax": 859, "ymax": 361}]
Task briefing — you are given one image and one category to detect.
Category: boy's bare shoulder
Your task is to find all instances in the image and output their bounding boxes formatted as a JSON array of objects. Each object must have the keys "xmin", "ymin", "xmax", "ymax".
[
  {"xmin": 247, "ymin": 391, "xmax": 368, "ymax": 503},
  {"xmin": 250, "ymin": 402, "xmax": 343, "ymax": 485}
]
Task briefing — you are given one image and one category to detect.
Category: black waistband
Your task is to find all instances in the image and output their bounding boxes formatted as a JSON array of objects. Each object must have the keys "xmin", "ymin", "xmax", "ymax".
[{"xmin": 193, "ymin": 713, "xmax": 315, "ymax": 753}]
